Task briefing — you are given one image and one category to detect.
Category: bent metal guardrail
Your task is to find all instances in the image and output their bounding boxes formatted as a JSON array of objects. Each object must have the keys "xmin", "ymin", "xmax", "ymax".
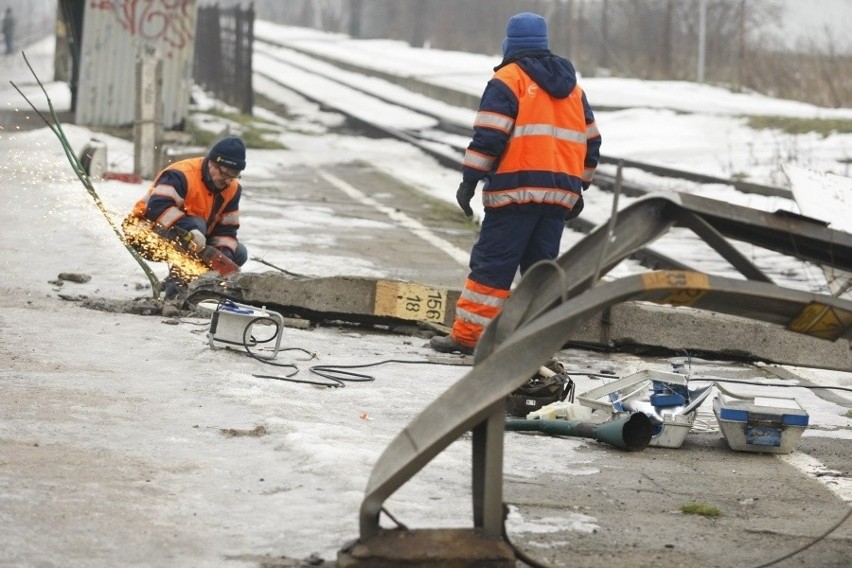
[
  {"xmin": 359, "ymin": 271, "xmax": 852, "ymax": 539},
  {"xmin": 480, "ymin": 191, "xmax": 852, "ymax": 354},
  {"xmin": 357, "ymin": 192, "xmax": 852, "ymax": 541}
]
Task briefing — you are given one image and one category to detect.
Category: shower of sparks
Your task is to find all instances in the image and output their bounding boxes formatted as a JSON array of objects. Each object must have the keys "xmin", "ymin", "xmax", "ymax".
[{"xmin": 122, "ymin": 216, "xmax": 211, "ymax": 283}]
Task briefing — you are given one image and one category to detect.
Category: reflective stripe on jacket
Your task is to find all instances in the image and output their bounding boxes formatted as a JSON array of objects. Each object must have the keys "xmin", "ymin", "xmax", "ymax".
[
  {"xmin": 131, "ymin": 157, "xmax": 241, "ymax": 251},
  {"xmin": 463, "ymin": 56, "xmax": 600, "ymax": 216}
]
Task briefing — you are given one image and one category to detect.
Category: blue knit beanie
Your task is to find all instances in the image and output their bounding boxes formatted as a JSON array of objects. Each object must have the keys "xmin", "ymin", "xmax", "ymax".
[
  {"xmin": 208, "ymin": 136, "xmax": 246, "ymax": 171},
  {"xmin": 503, "ymin": 12, "xmax": 549, "ymax": 57}
]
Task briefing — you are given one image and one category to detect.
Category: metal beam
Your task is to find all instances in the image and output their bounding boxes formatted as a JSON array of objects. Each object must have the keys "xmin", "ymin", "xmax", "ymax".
[
  {"xmin": 675, "ymin": 209, "xmax": 774, "ymax": 283},
  {"xmin": 478, "ymin": 191, "xmax": 852, "ymax": 358},
  {"xmin": 357, "ymin": 271, "xmax": 852, "ymax": 539},
  {"xmin": 355, "ymin": 190, "xmax": 852, "ymax": 543}
]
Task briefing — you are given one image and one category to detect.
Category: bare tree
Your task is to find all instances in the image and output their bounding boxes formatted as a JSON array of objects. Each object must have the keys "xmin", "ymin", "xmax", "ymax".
[{"xmin": 248, "ymin": 0, "xmax": 847, "ymax": 108}]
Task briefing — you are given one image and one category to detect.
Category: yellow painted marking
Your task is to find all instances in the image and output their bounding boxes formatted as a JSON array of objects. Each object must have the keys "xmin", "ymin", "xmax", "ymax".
[
  {"xmin": 788, "ymin": 302, "xmax": 852, "ymax": 341},
  {"xmin": 374, "ymin": 281, "xmax": 448, "ymax": 323},
  {"xmin": 642, "ymin": 271, "xmax": 710, "ymax": 307}
]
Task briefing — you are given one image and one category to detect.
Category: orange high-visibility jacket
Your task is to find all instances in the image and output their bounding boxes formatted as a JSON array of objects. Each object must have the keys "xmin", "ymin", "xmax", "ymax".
[
  {"xmin": 131, "ymin": 157, "xmax": 241, "ymax": 253},
  {"xmin": 462, "ymin": 53, "xmax": 601, "ymax": 216}
]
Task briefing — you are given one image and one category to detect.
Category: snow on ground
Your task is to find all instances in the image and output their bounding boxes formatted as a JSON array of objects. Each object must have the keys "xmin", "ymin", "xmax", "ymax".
[
  {"xmin": 253, "ymin": 21, "xmax": 852, "ymax": 188},
  {"xmin": 1, "ymin": 27, "xmax": 850, "ymax": 565}
]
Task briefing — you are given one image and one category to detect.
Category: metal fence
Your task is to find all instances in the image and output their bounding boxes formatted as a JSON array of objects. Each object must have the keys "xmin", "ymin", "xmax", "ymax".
[{"xmin": 194, "ymin": 4, "xmax": 254, "ymax": 115}]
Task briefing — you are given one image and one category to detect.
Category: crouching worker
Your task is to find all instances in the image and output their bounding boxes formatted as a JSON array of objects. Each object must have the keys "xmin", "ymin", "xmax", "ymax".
[{"xmin": 122, "ymin": 136, "xmax": 249, "ymax": 300}]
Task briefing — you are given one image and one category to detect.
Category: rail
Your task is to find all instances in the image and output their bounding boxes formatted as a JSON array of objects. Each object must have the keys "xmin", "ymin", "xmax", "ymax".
[{"xmin": 253, "ymin": 33, "xmax": 792, "ymax": 200}]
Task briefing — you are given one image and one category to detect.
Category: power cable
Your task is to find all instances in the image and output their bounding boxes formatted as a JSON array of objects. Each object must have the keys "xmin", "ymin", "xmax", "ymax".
[
  {"xmin": 745, "ymin": 506, "xmax": 852, "ymax": 568},
  {"xmin": 204, "ymin": 299, "xmax": 468, "ymax": 387},
  {"xmin": 676, "ymin": 350, "xmax": 852, "ymax": 394},
  {"xmin": 691, "ymin": 377, "xmax": 852, "ymax": 394},
  {"xmin": 9, "ymin": 54, "xmax": 161, "ymax": 297},
  {"xmin": 502, "ymin": 513, "xmax": 551, "ymax": 568},
  {"xmin": 501, "ymin": 353, "xmax": 850, "ymax": 568},
  {"xmin": 502, "ymin": 503, "xmax": 852, "ymax": 568},
  {"xmin": 254, "ymin": 357, "xmax": 461, "ymax": 388}
]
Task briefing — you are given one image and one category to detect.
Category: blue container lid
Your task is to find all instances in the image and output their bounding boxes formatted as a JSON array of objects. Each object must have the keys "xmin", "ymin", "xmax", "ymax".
[{"xmin": 218, "ymin": 299, "xmax": 255, "ymax": 315}]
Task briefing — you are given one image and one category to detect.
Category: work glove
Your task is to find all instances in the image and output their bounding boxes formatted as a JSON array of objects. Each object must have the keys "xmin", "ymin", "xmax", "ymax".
[
  {"xmin": 216, "ymin": 246, "xmax": 235, "ymax": 260},
  {"xmin": 456, "ymin": 180, "xmax": 476, "ymax": 217},
  {"xmin": 564, "ymin": 194, "xmax": 584, "ymax": 221},
  {"xmin": 187, "ymin": 229, "xmax": 206, "ymax": 252}
]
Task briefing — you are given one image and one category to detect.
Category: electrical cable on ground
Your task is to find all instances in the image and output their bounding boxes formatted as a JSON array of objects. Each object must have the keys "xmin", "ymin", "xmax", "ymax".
[
  {"xmin": 213, "ymin": 313, "xmax": 322, "ymax": 384},
  {"xmin": 503, "ymin": 501, "xmax": 852, "ymax": 568},
  {"xmin": 205, "ymin": 308, "xmax": 848, "ymax": 565},
  {"xmin": 676, "ymin": 350, "xmax": 852, "ymax": 393},
  {"xmin": 206, "ymin": 300, "xmax": 470, "ymax": 387},
  {"xmin": 503, "ymin": 518, "xmax": 552, "ymax": 568},
  {"xmin": 10, "ymin": 52, "xmax": 161, "ymax": 297},
  {"xmin": 254, "ymin": 357, "xmax": 465, "ymax": 388},
  {"xmin": 745, "ymin": 506, "xmax": 852, "ymax": 568}
]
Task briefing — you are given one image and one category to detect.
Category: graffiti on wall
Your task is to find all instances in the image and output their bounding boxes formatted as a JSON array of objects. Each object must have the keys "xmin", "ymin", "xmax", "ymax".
[{"xmin": 89, "ymin": 0, "xmax": 195, "ymax": 57}]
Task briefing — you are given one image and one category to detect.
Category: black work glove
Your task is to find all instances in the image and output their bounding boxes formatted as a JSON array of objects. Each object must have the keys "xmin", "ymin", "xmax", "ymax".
[
  {"xmin": 456, "ymin": 180, "xmax": 476, "ymax": 217},
  {"xmin": 564, "ymin": 194, "xmax": 584, "ymax": 220}
]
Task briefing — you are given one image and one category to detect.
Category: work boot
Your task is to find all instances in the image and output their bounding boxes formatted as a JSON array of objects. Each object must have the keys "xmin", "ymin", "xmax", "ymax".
[
  {"xmin": 162, "ymin": 272, "xmax": 188, "ymax": 301},
  {"xmin": 429, "ymin": 335, "xmax": 474, "ymax": 355},
  {"xmin": 161, "ymin": 272, "xmax": 189, "ymax": 316}
]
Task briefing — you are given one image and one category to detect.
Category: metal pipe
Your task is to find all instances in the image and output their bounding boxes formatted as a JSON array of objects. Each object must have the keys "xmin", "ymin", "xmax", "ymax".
[{"xmin": 505, "ymin": 413, "xmax": 653, "ymax": 451}]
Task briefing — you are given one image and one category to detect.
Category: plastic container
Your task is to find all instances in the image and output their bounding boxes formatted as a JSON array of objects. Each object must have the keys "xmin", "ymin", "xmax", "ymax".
[
  {"xmin": 578, "ymin": 370, "xmax": 711, "ymax": 449},
  {"xmin": 649, "ymin": 412, "xmax": 697, "ymax": 448},
  {"xmin": 713, "ymin": 392, "xmax": 809, "ymax": 454},
  {"xmin": 578, "ymin": 369, "xmax": 687, "ymax": 412}
]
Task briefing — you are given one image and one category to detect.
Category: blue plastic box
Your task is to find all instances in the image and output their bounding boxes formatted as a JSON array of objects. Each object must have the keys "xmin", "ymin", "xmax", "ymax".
[{"xmin": 713, "ymin": 391, "xmax": 809, "ymax": 454}]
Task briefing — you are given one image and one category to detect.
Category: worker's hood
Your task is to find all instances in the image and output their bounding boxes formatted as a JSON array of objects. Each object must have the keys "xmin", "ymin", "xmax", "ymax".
[{"xmin": 496, "ymin": 51, "xmax": 577, "ymax": 99}]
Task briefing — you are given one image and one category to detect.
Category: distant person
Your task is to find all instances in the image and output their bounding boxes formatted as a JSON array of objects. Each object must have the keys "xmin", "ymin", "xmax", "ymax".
[
  {"xmin": 2, "ymin": 7, "xmax": 14, "ymax": 55},
  {"xmin": 122, "ymin": 136, "xmax": 249, "ymax": 300},
  {"xmin": 431, "ymin": 12, "xmax": 602, "ymax": 355}
]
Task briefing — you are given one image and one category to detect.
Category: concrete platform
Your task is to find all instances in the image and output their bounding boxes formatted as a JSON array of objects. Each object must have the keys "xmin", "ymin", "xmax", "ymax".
[
  {"xmin": 568, "ymin": 301, "xmax": 852, "ymax": 371},
  {"xmin": 234, "ymin": 272, "xmax": 461, "ymax": 328},
  {"xmin": 210, "ymin": 272, "xmax": 851, "ymax": 371}
]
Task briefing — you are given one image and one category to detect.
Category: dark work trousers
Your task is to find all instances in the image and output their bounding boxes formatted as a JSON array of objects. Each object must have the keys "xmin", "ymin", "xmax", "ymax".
[{"xmin": 468, "ymin": 208, "xmax": 566, "ymax": 290}]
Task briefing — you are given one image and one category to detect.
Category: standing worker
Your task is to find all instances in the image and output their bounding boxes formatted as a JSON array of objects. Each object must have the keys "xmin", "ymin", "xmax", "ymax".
[
  {"xmin": 2, "ymin": 7, "xmax": 14, "ymax": 55},
  {"xmin": 123, "ymin": 136, "xmax": 249, "ymax": 302},
  {"xmin": 431, "ymin": 12, "xmax": 601, "ymax": 355}
]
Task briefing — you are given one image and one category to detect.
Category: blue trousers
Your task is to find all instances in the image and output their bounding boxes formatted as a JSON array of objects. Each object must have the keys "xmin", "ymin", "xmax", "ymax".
[{"xmin": 468, "ymin": 209, "xmax": 565, "ymax": 290}]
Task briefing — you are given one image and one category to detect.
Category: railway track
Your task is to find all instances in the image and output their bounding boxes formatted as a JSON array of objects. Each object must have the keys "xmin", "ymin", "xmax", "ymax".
[
  {"xmin": 253, "ymin": 36, "xmax": 792, "ymax": 200},
  {"xmin": 251, "ymin": 35, "xmax": 845, "ymax": 292}
]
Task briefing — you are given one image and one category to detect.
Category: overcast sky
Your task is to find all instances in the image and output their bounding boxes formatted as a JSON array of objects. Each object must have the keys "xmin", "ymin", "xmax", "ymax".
[{"xmin": 778, "ymin": 0, "xmax": 852, "ymax": 51}]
